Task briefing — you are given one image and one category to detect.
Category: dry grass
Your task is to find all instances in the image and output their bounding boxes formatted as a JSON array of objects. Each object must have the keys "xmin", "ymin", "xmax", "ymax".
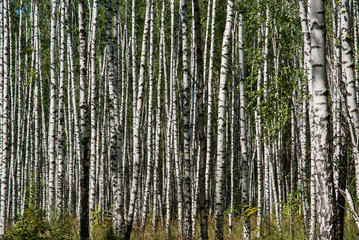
[
  {"xmin": 129, "ymin": 215, "xmax": 358, "ymax": 240},
  {"xmin": 6, "ymin": 212, "xmax": 358, "ymax": 239}
]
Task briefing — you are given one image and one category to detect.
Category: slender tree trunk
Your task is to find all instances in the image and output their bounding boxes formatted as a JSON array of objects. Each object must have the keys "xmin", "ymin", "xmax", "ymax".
[
  {"xmin": 79, "ymin": 0, "xmax": 90, "ymax": 238},
  {"xmin": 89, "ymin": 0, "xmax": 98, "ymax": 225},
  {"xmin": 141, "ymin": 0, "xmax": 154, "ymax": 230},
  {"xmin": 263, "ymin": 7, "xmax": 270, "ymax": 222},
  {"xmin": 105, "ymin": 0, "xmax": 121, "ymax": 232},
  {"xmin": 290, "ymin": 93, "xmax": 296, "ymax": 238},
  {"xmin": 214, "ymin": 1, "xmax": 234, "ymax": 239},
  {"xmin": 179, "ymin": 0, "xmax": 193, "ymax": 237},
  {"xmin": 0, "ymin": 0, "xmax": 9, "ymax": 235},
  {"xmin": 341, "ymin": 0, "xmax": 359, "ymax": 198},
  {"xmin": 237, "ymin": 11, "xmax": 251, "ymax": 240},
  {"xmin": 15, "ymin": 0, "xmax": 23, "ymax": 216},
  {"xmin": 48, "ymin": 0, "xmax": 58, "ymax": 213},
  {"xmin": 256, "ymin": 29, "xmax": 263, "ymax": 240},
  {"xmin": 193, "ymin": 0, "xmax": 208, "ymax": 238},
  {"xmin": 125, "ymin": 1, "xmax": 151, "ymax": 238},
  {"xmin": 310, "ymin": 1, "xmax": 335, "ymax": 238},
  {"xmin": 56, "ymin": 0, "xmax": 66, "ymax": 213},
  {"xmin": 206, "ymin": 0, "xmax": 216, "ymax": 208}
]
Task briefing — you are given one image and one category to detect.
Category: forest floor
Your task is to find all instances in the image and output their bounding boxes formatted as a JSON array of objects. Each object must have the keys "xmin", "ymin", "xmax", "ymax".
[
  {"xmin": 4, "ymin": 211, "xmax": 358, "ymax": 239},
  {"xmin": 131, "ymin": 216, "xmax": 358, "ymax": 240}
]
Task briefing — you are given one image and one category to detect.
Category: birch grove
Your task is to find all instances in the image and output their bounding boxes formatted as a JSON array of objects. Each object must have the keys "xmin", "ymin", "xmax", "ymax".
[{"xmin": 2, "ymin": 0, "xmax": 359, "ymax": 239}]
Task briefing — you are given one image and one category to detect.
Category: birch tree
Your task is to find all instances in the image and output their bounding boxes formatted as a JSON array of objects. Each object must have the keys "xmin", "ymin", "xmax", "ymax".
[
  {"xmin": 89, "ymin": 0, "xmax": 98, "ymax": 224},
  {"xmin": 48, "ymin": 0, "xmax": 58, "ymax": 213},
  {"xmin": 78, "ymin": 0, "xmax": 90, "ymax": 238},
  {"xmin": 238, "ymin": 10, "xmax": 250, "ymax": 240},
  {"xmin": 214, "ymin": 0, "xmax": 234, "ymax": 239},
  {"xmin": 193, "ymin": 0, "xmax": 208, "ymax": 238},
  {"xmin": 0, "ymin": 0, "xmax": 9, "ymax": 235},
  {"xmin": 310, "ymin": 0, "xmax": 335, "ymax": 238},
  {"xmin": 125, "ymin": 1, "xmax": 151, "ymax": 238}
]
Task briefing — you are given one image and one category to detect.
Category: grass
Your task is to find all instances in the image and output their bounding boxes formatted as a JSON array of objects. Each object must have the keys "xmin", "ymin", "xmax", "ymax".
[
  {"xmin": 4, "ymin": 212, "xmax": 358, "ymax": 239},
  {"xmin": 131, "ymin": 215, "xmax": 358, "ymax": 240}
]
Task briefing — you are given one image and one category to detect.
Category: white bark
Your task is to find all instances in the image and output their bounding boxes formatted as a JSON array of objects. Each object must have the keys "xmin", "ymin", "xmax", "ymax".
[
  {"xmin": 0, "ymin": 0, "xmax": 9, "ymax": 235},
  {"xmin": 57, "ymin": 0, "xmax": 66, "ymax": 213},
  {"xmin": 341, "ymin": 0, "xmax": 359, "ymax": 197},
  {"xmin": 48, "ymin": 0, "xmax": 58, "ymax": 212},
  {"xmin": 214, "ymin": 0, "xmax": 234, "ymax": 238},
  {"xmin": 89, "ymin": 0, "xmax": 98, "ymax": 223},
  {"xmin": 310, "ymin": 1, "xmax": 335, "ymax": 238},
  {"xmin": 263, "ymin": 7, "xmax": 270, "ymax": 219},
  {"xmin": 205, "ymin": 0, "xmax": 216, "ymax": 204},
  {"xmin": 179, "ymin": 0, "xmax": 192, "ymax": 237},
  {"xmin": 141, "ymin": 0, "xmax": 154, "ymax": 229},
  {"xmin": 125, "ymin": 1, "xmax": 151, "ymax": 237},
  {"xmin": 238, "ymin": 11, "xmax": 250, "ymax": 240}
]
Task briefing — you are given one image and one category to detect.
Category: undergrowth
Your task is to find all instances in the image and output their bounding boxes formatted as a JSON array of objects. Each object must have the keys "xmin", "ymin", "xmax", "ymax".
[{"xmin": 3, "ymin": 211, "xmax": 358, "ymax": 239}]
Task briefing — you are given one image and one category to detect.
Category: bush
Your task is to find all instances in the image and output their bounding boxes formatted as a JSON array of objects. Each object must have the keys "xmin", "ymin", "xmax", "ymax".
[{"xmin": 4, "ymin": 207, "xmax": 48, "ymax": 240}]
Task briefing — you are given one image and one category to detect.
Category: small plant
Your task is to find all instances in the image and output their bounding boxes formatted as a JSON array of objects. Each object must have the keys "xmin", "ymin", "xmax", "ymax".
[
  {"xmin": 91, "ymin": 206, "xmax": 117, "ymax": 240},
  {"xmin": 4, "ymin": 173, "xmax": 77, "ymax": 239},
  {"xmin": 4, "ymin": 205, "xmax": 48, "ymax": 240}
]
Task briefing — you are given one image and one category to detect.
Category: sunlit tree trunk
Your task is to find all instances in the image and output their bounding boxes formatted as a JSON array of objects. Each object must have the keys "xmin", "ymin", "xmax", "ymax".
[
  {"xmin": 341, "ymin": 0, "xmax": 359, "ymax": 199},
  {"xmin": 206, "ymin": 0, "xmax": 216, "ymax": 207},
  {"xmin": 310, "ymin": 0, "xmax": 335, "ymax": 238},
  {"xmin": 214, "ymin": 1, "xmax": 234, "ymax": 239},
  {"xmin": 141, "ymin": 0, "xmax": 154, "ymax": 230},
  {"xmin": 15, "ymin": 0, "xmax": 23, "ymax": 216},
  {"xmin": 299, "ymin": 0, "xmax": 310, "ymax": 231},
  {"xmin": 105, "ymin": 0, "xmax": 121, "ymax": 232},
  {"xmin": 237, "ymin": 11, "xmax": 250, "ymax": 240},
  {"xmin": 89, "ymin": 0, "xmax": 98, "ymax": 225},
  {"xmin": 125, "ymin": 1, "xmax": 151, "ymax": 238},
  {"xmin": 256, "ymin": 27, "xmax": 263, "ymax": 240},
  {"xmin": 0, "ymin": 0, "xmax": 9, "ymax": 235},
  {"xmin": 263, "ymin": 7, "xmax": 270, "ymax": 222},
  {"xmin": 48, "ymin": 0, "xmax": 58, "ymax": 213},
  {"xmin": 56, "ymin": 0, "xmax": 66, "ymax": 213}
]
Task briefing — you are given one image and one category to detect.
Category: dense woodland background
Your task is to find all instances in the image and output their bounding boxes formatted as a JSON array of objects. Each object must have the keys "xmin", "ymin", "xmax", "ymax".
[{"xmin": 0, "ymin": 0, "xmax": 359, "ymax": 239}]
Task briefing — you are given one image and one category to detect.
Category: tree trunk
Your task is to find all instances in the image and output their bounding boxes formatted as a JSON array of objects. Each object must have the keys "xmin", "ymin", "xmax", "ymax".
[
  {"xmin": 238, "ymin": 11, "xmax": 250, "ymax": 240},
  {"xmin": 214, "ymin": 1, "xmax": 234, "ymax": 239},
  {"xmin": 310, "ymin": 1, "xmax": 335, "ymax": 238},
  {"xmin": 79, "ymin": 0, "xmax": 90, "ymax": 238},
  {"xmin": 193, "ymin": 0, "xmax": 208, "ymax": 238},
  {"xmin": 89, "ymin": 0, "xmax": 98, "ymax": 225},
  {"xmin": 48, "ymin": 0, "xmax": 58, "ymax": 213},
  {"xmin": 0, "ymin": 0, "xmax": 9, "ymax": 235},
  {"xmin": 125, "ymin": 1, "xmax": 151, "ymax": 238}
]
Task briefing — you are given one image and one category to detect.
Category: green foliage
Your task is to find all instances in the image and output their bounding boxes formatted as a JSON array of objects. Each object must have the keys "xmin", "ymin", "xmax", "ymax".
[
  {"xmin": 4, "ymin": 207, "xmax": 47, "ymax": 240},
  {"xmin": 47, "ymin": 212, "xmax": 78, "ymax": 240},
  {"xmin": 4, "ymin": 173, "xmax": 77, "ymax": 239},
  {"xmin": 282, "ymin": 190, "xmax": 301, "ymax": 218},
  {"xmin": 91, "ymin": 206, "xmax": 116, "ymax": 240}
]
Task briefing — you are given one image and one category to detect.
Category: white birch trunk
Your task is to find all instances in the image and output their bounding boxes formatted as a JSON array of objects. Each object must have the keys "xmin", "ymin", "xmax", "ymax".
[
  {"xmin": 179, "ymin": 0, "xmax": 192, "ymax": 237},
  {"xmin": 56, "ymin": 0, "xmax": 66, "ymax": 213},
  {"xmin": 48, "ymin": 0, "xmax": 58, "ymax": 212},
  {"xmin": 89, "ymin": 0, "xmax": 98, "ymax": 224},
  {"xmin": 310, "ymin": 1, "xmax": 335, "ymax": 238},
  {"xmin": 238, "ymin": 11, "xmax": 250, "ymax": 240},
  {"xmin": 125, "ymin": 1, "xmax": 151, "ymax": 238},
  {"xmin": 205, "ymin": 0, "xmax": 216, "ymax": 205},
  {"xmin": 141, "ymin": 0, "xmax": 154, "ymax": 229},
  {"xmin": 214, "ymin": 1, "xmax": 234, "ymax": 238},
  {"xmin": 0, "ymin": 0, "xmax": 9, "ymax": 234}
]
